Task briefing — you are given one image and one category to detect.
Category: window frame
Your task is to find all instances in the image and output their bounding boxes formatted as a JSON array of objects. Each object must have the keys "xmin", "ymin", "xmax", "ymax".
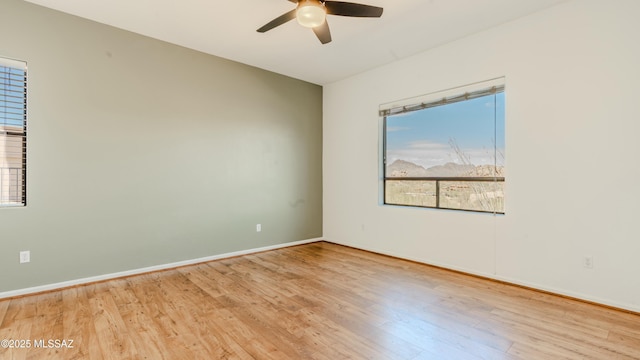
[
  {"xmin": 380, "ymin": 79, "xmax": 505, "ymax": 214},
  {"xmin": 0, "ymin": 57, "xmax": 27, "ymax": 207}
]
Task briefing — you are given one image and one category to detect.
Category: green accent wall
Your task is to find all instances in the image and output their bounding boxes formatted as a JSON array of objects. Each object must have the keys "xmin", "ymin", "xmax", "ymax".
[{"xmin": 0, "ymin": 0, "xmax": 322, "ymax": 292}]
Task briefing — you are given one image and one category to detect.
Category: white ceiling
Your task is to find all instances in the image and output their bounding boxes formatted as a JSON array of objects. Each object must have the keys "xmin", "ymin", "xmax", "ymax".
[{"xmin": 24, "ymin": 0, "xmax": 566, "ymax": 85}]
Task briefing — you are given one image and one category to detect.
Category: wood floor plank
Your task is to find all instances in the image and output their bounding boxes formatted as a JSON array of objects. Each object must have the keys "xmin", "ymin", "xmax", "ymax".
[
  {"xmin": 295, "ymin": 307, "xmax": 397, "ymax": 360},
  {"xmin": 126, "ymin": 276, "xmax": 202, "ymax": 359},
  {"xmin": 60, "ymin": 286, "xmax": 103, "ymax": 360},
  {"xmin": 507, "ymin": 341, "xmax": 576, "ymax": 360},
  {"xmin": 156, "ymin": 272, "xmax": 253, "ymax": 358},
  {"xmin": 0, "ymin": 241, "xmax": 638, "ymax": 359},
  {"xmin": 107, "ymin": 283, "xmax": 177, "ymax": 360},
  {"xmin": 0, "ymin": 317, "xmax": 32, "ymax": 360},
  {"xmin": 89, "ymin": 289, "xmax": 139, "ymax": 359},
  {"xmin": 0, "ymin": 299, "xmax": 9, "ymax": 327},
  {"xmin": 1, "ymin": 296, "xmax": 36, "ymax": 325},
  {"xmin": 26, "ymin": 314, "xmax": 65, "ymax": 359}
]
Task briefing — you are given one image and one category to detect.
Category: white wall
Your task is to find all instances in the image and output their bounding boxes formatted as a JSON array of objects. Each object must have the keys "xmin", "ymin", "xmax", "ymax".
[{"xmin": 323, "ymin": 0, "xmax": 640, "ymax": 312}]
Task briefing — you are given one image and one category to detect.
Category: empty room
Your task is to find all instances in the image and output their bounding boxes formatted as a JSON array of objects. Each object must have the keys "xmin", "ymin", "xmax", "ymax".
[{"xmin": 1, "ymin": 0, "xmax": 639, "ymax": 358}]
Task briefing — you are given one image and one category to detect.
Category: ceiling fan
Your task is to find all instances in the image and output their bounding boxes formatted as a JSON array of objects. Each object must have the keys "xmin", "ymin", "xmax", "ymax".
[{"xmin": 257, "ymin": 0, "xmax": 384, "ymax": 44}]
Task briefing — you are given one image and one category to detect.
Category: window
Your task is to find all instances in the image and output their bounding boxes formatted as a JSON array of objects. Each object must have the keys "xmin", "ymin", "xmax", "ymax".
[
  {"xmin": 1, "ymin": 57, "xmax": 27, "ymax": 207},
  {"xmin": 380, "ymin": 79, "xmax": 505, "ymax": 214}
]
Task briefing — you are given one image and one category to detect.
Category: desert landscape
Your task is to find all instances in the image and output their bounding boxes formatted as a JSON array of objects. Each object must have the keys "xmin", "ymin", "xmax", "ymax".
[{"xmin": 385, "ymin": 159, "xmax": 504, "ymax": 213}]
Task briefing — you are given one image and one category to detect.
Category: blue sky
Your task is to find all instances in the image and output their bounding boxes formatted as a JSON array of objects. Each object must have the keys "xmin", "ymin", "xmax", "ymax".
[
  {"xmin": 0, "ymin": 66, "xmax": 27, "ymax": 128},
  {"xmin": 386, "ymin": 92, "xmax": 505, "ymax": 169}
]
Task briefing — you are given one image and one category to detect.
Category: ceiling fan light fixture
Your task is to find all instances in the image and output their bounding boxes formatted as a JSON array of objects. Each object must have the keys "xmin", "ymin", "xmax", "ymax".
[{"xmin": 296, "ymin": 0, "xmax": 326, "ymax": 28}]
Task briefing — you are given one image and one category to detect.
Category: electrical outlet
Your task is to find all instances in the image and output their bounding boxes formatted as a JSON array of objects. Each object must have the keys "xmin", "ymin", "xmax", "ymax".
[
  {"xmin": 256, "ymin": 224, "xmax": 261, "ymax": 232},
  {"xmin": 20, "ymin": 250, "xmax": 30, "ymax": 264},
  {"xmin": 583, "ymin": 256, "xmax": 593, "ymax": 269}
]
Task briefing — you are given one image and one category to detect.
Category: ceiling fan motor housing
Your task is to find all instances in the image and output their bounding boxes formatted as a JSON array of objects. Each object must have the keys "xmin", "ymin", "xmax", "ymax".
[{"xmin": 296, "ymin": 0, "xmax": 327, "ymax": 28}]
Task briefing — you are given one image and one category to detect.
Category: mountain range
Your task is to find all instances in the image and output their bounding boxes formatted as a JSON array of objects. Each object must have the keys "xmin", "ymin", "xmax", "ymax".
[{"xmin": 386, "ymin": 159, "xmax": 504, "ymax": 177}]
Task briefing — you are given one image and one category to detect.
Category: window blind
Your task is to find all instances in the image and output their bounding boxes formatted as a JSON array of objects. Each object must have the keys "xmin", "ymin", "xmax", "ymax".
[
  {"xmin": 379, "ymin": 77, "xmax": 505, "ymax": 117},
  {"xmin": 0, "ymin": 57, "xmax": 27, "ymax": 206}
]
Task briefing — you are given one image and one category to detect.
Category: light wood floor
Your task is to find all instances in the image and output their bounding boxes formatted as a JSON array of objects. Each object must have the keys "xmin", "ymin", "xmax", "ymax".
[{"xmin": 1, "ymin": 242, "xmax": 638, "ymax": 359}]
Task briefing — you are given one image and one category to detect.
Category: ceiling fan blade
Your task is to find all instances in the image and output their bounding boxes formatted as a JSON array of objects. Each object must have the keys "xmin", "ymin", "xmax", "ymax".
[
  {"xmin": 324, "ymin": 1, "xmax": 383, "ymax": 17},
  {"xmin": 257, "ymin": 9, "xmax": 297, "ymax": 33},
  {"xmin": 312, "ymin": 21, "xmax": 332, "ymax": 44}
]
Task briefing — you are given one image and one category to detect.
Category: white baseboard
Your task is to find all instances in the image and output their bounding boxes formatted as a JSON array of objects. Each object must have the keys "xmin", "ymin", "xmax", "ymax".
[{"xmin": 0, "ymin": 238, "xmax": 322, "ymax": 299}]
